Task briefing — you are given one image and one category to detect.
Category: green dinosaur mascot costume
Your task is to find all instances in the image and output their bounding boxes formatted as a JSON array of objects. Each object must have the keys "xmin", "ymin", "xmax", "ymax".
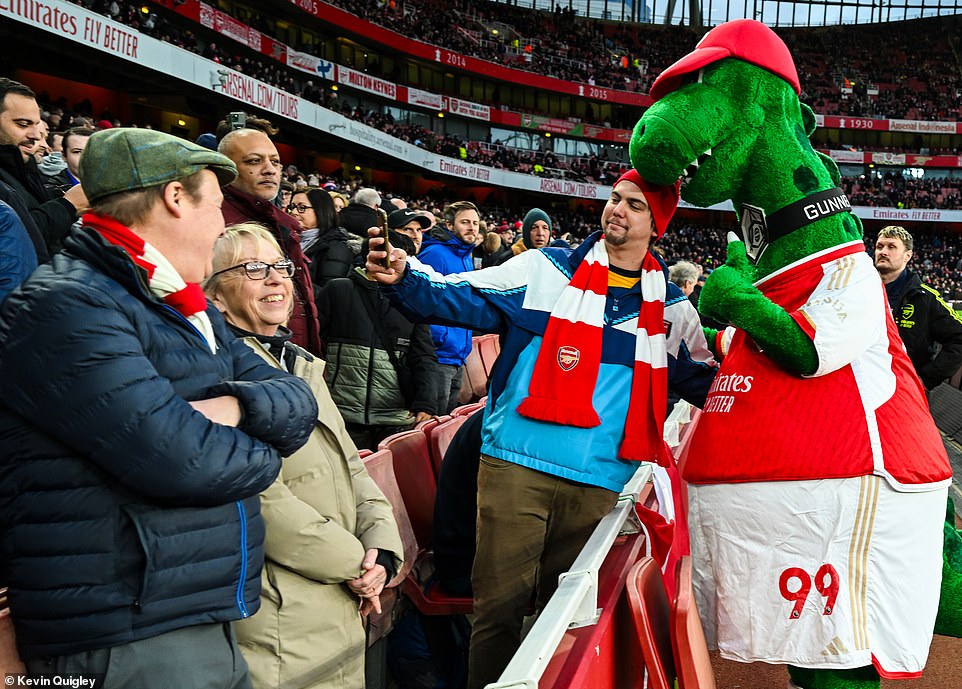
[{"xmin": 628, "ymin": 20, "xmax": 959, "ymax": 689}]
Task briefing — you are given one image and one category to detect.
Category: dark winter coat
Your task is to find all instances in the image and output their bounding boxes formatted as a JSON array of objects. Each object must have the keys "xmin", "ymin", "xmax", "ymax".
[
  {"xmin": 886, "ymin": 268, "xmax": 962, "ymax": 389},
  {"xmin": 317, "ymin": 269, "xmax": 440, "ymax": 425},
  {"xmin": 0, "ymin": 227, "xmax": 318, "ymax": 659},
  {"xmin": 0, "ymin": 144, "xmax": 75, "ymax": 254},
  {"xmin": 0, "ymin": 199, "xmax": 37, "ymax": 302},
  {"xmin": 303, "ymin": 226, "xmax": 356, "ymax": 292},
  {"xmin": 338, "ymin": 202, "xmax": 378, "ymax": 239}
]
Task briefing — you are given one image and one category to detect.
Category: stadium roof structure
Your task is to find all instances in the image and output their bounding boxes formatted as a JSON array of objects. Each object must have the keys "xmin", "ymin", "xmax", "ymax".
[{"xmin": 491, "ymin": 0, "xmax": 962, "ymax": 27}]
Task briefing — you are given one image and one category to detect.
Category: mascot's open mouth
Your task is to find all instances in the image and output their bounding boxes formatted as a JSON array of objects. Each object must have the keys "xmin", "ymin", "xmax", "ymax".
[{"xmin": 680, "ymin": 148, "xmax": 712, "ymax": 184}]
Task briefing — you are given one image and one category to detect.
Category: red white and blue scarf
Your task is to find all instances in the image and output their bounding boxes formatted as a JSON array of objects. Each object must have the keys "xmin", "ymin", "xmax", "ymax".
[{"xmin": 516, "ymin": 235, "xmax": 668, "ymax": 463}]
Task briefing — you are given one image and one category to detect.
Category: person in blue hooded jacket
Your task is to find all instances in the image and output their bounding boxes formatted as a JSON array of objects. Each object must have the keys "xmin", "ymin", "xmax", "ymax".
[
  {"xmin": 416, "ymin": 200, "xmax": 481, "ymax": 413},
  {"xmin": 0, "ymin": 198, "xmax": 36, "ymax": 302}
]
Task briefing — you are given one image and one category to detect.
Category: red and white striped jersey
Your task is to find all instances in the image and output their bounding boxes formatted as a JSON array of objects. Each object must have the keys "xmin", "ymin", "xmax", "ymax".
[{"xmin": 685, "ymin": 241, "xmax": 951, "ymax": 491}]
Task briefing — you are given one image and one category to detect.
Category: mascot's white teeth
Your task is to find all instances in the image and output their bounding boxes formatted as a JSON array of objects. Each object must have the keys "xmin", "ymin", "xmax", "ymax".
[{"xmin": 680, "ymin": 148, "xmax": 713, "ymax": 184}]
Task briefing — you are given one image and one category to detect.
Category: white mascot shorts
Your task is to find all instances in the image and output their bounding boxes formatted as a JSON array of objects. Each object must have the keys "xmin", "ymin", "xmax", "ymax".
[{"xmin": 688, "ymin": 476, "xmax": 946, "ymax": 678}]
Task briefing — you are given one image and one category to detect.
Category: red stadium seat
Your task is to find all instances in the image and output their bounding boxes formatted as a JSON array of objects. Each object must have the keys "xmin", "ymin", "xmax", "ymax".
[
  {"xmin": 475, "ymin": 333, "xmax": 501, "ymax": 378},
  {"xmin": 361, "ymin": 449, "xmax": 418, "ymax": 587},
  {"xmin": 376, "ymin": 430, "xmax": 473, "ymax": 615},
  {"xmin": 671, "ymin": 556, "xmax": 717, "ymax": 689},
  {"xmin": 402, "ymin": 551, "xmax": 473, "ymax": 616},
  {"xmin": 459, "ymin": 337, "xmax": 490, "ymax": 404},
  {"xmin": 378, "ymin": 429, "xmax": 437, "ymax": 547},
  {"xmin": 626, "ymin": 557, "xmax": 676, "ymax": 689},
  {"xmin": 451, "ymin": 397, "xmax": 486, "ymax": 417},
  {"xmin": 424, "ymin": 414, "xmax": 469, "ymax": 478},
  {"xmin": 415, "ymin": 414, "xmax": 452, "ymax": 434},
  {"xmin": 361, "ymin": 448, "xmax": 418, "ymax": 644}
]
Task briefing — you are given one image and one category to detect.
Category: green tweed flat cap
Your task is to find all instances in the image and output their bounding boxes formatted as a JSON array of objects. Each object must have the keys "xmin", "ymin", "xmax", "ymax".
[{"xmin": 81, "ymin": 128, "xmax": 237, "ymax": 203}]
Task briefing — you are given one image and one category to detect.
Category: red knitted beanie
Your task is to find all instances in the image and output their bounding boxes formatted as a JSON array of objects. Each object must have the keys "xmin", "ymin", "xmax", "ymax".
[{"xmin": 614, "ymin": 169, "xmax": 681, "ymax": 238}]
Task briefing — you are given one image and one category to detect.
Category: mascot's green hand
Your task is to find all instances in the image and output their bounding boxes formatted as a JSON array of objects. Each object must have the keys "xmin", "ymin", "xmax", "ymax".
[
  {"xmin": 699, "ymin": 233, "xmax": 819, "ymax": 375},
  {"xmin": 698, "ymin": 233, "xmax": 756, "ymax": 326}
]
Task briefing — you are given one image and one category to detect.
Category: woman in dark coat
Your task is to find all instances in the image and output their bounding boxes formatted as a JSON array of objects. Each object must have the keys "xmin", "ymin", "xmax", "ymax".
[{"xmin": 288, "ymin": 188, "xmax": 358, "ymax": 292}]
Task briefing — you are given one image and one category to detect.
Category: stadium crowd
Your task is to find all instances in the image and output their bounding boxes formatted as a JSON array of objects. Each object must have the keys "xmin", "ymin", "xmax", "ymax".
[
  {"xmin": 66, "ymin": 0, "xmax": 962, "ymax": 129},
  {"xmin": 3, "ymin": 63, "xmax": 962, "ymax": 689},
  {"xmin": 23, "ymin": 91, "xmax": 962, "ymax": 301}
]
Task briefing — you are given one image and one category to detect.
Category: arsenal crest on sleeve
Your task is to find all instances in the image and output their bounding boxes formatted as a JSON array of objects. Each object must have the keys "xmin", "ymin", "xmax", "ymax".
[{"xmin": 557, "ymin": 346, "xmax": 580, "ymax": 371}]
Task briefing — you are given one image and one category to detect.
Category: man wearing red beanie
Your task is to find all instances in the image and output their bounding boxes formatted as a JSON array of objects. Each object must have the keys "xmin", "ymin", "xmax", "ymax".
[{"xmin": 366, "ymin": 170, "xmax": 717, "ymax": 689}]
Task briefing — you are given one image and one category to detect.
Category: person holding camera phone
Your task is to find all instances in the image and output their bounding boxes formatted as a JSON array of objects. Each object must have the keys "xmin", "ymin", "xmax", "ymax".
[{"xmin": 316, "ymin": 228, "xmax": 441, "ymax": 451}]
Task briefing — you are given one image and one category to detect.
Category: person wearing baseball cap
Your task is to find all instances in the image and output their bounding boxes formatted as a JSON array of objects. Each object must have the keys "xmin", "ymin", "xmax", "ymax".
[
  {"xmin": 649, "ymin": 19, "xmax": 800, "ymax": 101},
  {"xmin": 388, "ymin": 207, "xmax": 430, "ymax": 254},
  {"xmin": 0, "ymin": 128, "xmax": 318, "ymax": 688},
  {"xmin": 365, "ymin": 167, "xmax": 716, "ymax": 689}
]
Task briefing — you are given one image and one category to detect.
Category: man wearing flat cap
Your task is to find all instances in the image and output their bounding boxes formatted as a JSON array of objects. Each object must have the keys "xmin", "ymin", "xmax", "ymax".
[
  {"xmin": 0, "ymin": 129, "xmax": 318, "ymax": 687},
  {"xmin": 366, "ymin": 169, "xmax": 718, "ymax": 689}
]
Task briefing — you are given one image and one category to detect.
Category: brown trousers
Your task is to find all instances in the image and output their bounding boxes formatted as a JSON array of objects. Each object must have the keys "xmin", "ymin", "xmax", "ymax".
[{"xmin": 466, "ymin": 456, "xmax": 618, "ymax": 689}]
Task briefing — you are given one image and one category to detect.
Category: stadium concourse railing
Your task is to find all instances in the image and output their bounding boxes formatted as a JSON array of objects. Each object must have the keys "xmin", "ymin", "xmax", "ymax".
[{"xmin": 484, "ymin": 403, "xmax": 700, "ymax": 689}]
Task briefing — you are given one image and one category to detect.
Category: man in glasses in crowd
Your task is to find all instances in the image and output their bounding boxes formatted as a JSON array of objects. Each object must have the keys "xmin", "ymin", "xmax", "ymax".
[
  {"xmin": 218, "ymin": 127, "xmax": 322, "ymax": 355},
  {"xmin": 0, "ymin": 128, "xmax": 318, "ymax": 687}
]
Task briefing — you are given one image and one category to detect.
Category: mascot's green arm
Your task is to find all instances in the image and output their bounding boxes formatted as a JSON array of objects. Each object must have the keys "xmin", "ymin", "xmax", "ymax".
[{"xmin": 698, "ymin": 235, "xmax": 818, "ymax": 375}]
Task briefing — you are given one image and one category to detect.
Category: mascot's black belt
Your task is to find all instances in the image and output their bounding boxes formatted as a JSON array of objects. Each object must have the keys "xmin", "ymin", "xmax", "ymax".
[{"xmin": 739, "ymin": 188, "xmax": 852, "ymax": 262}]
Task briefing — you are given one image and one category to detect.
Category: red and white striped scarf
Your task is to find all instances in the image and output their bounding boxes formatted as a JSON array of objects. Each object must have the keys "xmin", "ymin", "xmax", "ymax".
[
  {"xmin": 516, "ymin": 236, "xmax": 668, "ymax": 463},
  {"xmin": 83, "ymin": 212, "xmax": 217, "ymax": 354}
]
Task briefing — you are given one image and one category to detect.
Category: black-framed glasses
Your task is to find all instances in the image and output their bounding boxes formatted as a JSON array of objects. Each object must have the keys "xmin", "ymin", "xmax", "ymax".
[
  {"xmin": 287, "ymin": 204, "xmax": 312, "ymax": 213},
  {"xmin": 212, "ymin": 259, "xmax": 295, "ymax": 280}
]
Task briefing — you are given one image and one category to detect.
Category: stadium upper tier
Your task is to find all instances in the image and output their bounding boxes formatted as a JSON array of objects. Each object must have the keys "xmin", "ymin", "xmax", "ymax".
[
  {"xmin": 147, "ymin": 0, "xmax": 962, "ymax": 124},
  {"xmin": 4, "ymin": 0, "xmax": 961, "ymax": 216},
  {"xmin": 486, "ymin": 0, "xmax": 962, "ymax": 26}
]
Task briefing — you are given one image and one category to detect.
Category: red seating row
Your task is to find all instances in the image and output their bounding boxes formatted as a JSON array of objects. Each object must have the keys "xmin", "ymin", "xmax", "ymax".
[{"xmin": 366, "ymin": 405, "xmax": 489, "ymax": 619}]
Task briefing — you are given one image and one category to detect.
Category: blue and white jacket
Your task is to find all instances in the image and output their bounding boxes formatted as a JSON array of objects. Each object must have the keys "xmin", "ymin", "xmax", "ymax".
[{"xmin": 386, "ymin": 232, "xmax": 718, "ymax": 492}]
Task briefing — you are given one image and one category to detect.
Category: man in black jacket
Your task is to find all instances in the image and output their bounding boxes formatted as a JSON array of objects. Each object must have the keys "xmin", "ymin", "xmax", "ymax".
[
  {"xmin": 0, "ymin": 129, "xmax": 318, "ymax": 688},
  {"xmin": 0, "ymin": 78, "xmax": 85, "ymax": 255},
  {"xmin": 875, "ymin": 225, "xmax": 962, "ymax": 390}
]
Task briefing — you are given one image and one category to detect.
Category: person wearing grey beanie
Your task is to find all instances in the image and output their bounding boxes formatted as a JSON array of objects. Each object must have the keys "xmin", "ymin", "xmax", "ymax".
[{"xmin": 512, "ymin": 208, "xmax": 552, "ymax": 256}]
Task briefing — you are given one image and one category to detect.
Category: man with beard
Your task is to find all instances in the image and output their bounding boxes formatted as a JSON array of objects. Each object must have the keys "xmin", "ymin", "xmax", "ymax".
[
  {"xmin": 0, "ymin": 78, "xmax": 86, "ymax": 254},
  {"xmin": 365, "ymin": 169, "xmax": 717, "ymax": 689},
  {"xmin": 874, "ymin": 225, "xmax": 962, "ymax": 390}
]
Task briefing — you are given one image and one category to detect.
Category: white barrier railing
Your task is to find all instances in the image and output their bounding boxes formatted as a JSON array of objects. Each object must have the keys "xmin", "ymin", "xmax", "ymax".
[{"xmin": 484, "ymin": 462, "xmax": 653, "ymax": 689}]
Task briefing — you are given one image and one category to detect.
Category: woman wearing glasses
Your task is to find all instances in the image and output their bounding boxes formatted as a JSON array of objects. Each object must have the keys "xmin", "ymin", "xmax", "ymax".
[
  {"xmin": 204, "ymin": 222, "xmax": 403, "ymax": 689},
  {"xmin": 287, "ymin": 188, "xmax": 357, "ymax": 292}
]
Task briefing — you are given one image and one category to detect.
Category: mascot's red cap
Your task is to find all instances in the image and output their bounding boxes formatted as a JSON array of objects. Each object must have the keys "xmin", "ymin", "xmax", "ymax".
[
  {"xmin": 649, "ymin": 19, "xmax": 800, "ymax": 101},
  {"xmin": 614, "ymin": 169, "xmax": 680, "ymax": 239}
]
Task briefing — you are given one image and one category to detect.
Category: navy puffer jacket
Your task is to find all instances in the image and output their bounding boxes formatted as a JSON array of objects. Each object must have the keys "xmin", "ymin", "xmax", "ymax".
[{"xmin": 0, "ymin": 227, "xmax": 318, "ymax": 659}]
